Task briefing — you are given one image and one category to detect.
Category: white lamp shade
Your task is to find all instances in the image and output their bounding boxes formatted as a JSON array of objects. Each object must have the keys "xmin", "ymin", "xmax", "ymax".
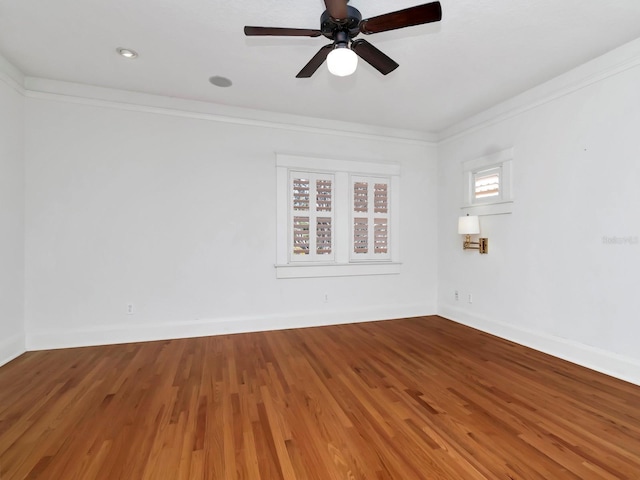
[
  {"xmin": 327, "ymin": 47, "xmax": 358, "ymax": 77},
  {"xmin": 458, "ymin": 215, "xmax": 480, "ymax": 235}
]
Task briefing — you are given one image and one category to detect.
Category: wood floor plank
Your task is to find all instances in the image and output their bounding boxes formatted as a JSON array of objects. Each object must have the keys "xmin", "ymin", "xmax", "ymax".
[{"xmin": 2, "ymin": 316, "xmax": 640, "ymax": 479}]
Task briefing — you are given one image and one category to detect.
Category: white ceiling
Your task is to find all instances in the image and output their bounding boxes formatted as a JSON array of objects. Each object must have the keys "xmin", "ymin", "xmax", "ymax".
[{"xmin": 2, "ymin": 0, "xmax": 640, "ymax": 133}]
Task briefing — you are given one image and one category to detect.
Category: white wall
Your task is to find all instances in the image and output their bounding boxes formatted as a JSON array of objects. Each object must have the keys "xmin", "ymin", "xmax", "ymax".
[
  {"xmin": 8, "ymin": 39, "xmax": 640, "ymax": 387},
  {"xmin": 437, "ymin": 41, "xmax": 640, "ymax": 385},
  {"xmin": 24, "ymin": 90, "xmax": 438, "ymax": 349},
  {"xmin": 0, "ymin": 58, "xmax": 25, "ymax": 365}
]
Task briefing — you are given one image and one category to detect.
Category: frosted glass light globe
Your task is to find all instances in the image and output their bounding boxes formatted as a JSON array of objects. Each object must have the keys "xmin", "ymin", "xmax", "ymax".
[{"xmin": 327, "ymin": 47, "xmax": 358, "ymax": 77}]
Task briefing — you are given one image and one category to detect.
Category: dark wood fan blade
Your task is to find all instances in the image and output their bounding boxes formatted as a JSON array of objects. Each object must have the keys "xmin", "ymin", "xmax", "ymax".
[
  {"xmin": 244, "ymin": 26, "xmax": 322, "ymax": 37},
  {"xmin": 296, "ymin": 44, "xmax": 334, "ymax": 78},
  {"xmin": 359, "ymin": 2, "xmax": 442, "ymax": 35},
  {"xmin": 324, "ymin": 0, "xmax": 348, "ymax": 20},
  {"xmin": 351, "ymin": 39, "xmax": 399, "ymax": 75}
]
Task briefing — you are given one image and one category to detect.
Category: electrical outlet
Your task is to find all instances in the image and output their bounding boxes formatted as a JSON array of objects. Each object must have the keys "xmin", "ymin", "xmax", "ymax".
[
  {"xmin": 454, "ymin": 290, "xmax": 459, "ymax": 301},
  {"xmin": 127, "ymin": 304, "xmax": 134, "ymax": 315},
  {"xmin": 468, "ymin": 294, "xmax": 473, "ymax": 304}
]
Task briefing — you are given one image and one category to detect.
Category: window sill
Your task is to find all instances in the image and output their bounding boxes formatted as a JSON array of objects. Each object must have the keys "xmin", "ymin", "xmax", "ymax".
[
  {"xmin": 275, "ymin": 262, "xmax": 401, "ymax": 279},
  {"xmin": 461, "ymin": 200, "xmax": 513, "ymax": 216}
]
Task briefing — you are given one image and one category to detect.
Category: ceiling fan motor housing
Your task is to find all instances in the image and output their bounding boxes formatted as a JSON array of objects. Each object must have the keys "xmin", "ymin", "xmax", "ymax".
[{"xmin": 320, "ymin": 6, "xmax": 362, "ymax": 40}]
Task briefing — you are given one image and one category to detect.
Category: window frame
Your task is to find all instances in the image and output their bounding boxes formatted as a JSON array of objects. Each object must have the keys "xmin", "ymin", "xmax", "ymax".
[
  {"xmin": 276, "ymin": 154, "xmax": 401, "ymax": 279},
  {"xmin": 462, "ymin": 148, "xmax": 513, "ymax": 216}
]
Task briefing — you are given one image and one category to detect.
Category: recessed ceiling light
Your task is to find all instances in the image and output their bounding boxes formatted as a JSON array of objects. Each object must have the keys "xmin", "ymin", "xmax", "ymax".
[
  {"xmin": 209, "ymin": 76, "xmax": 233, "ymax": 88},
  {"xmin": 117, "ymin": 47, "xmax": 138, "ymax": 59}
]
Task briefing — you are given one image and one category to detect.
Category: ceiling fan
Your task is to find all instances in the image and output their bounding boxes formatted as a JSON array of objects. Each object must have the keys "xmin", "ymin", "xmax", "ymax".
[{"xmin": 244, "ymin": 0, "xmax": 442, "ymax": 78}]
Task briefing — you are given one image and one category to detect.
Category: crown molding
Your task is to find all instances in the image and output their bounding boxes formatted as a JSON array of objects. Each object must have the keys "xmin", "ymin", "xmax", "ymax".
[
  {"xmin": 0, "ymin": 55, "xmax": 25, "ymax": 94},
  {"xmin": 22, "ymin": 77, "xmax": 437, "ymax": 146},
  {"xmin": 0, "ymin": 48, "xmax": 435, "ymax": 145},
  {"xmin": 8, "ymin": 36, "xmax": 640, "ymax": 148},
  {"xmin": 438, "ymin": 37, "xmax": 640, "ymax": 143}
]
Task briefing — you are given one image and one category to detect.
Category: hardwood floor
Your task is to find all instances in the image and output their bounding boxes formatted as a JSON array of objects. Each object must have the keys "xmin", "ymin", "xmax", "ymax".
[{"xmin": 1, "ymin": 316, "xmax": 640, "ymax": 479}]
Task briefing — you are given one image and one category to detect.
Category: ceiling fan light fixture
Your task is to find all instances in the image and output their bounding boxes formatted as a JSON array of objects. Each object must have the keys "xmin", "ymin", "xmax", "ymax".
[{"xmin": 327, "ymin": 45, "xmax": 358, "ymax": 77}]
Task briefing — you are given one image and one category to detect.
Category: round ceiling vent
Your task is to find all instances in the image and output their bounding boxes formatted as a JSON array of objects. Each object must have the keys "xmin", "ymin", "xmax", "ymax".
[{"xmin": 209, "ymin": 76, "xmax": 233, "ymax": 87}]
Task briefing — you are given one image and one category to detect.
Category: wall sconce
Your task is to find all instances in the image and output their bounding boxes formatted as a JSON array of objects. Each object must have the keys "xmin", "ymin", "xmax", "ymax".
[{"xmin": 458, "ymin": 215, "xmax": 488, "ymax": 254}]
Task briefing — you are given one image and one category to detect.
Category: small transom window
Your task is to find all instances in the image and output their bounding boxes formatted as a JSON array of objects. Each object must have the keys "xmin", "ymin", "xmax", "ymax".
[{"xmin": 473, "ymin": 167, "xmax": 501, "ymax": 202}]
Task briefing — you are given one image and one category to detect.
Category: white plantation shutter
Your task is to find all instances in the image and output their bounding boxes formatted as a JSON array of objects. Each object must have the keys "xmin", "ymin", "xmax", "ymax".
[
  {"xmin": 353, "ymin": 217, "xmax": 368, "ymax": 253},
  {"xmin": 374, "ymin": 218, "xmax": 388, "ymax": 254},
  {"xmin": 473, "ymin": 167, "xmax": 501, "ymax": 200},
  {"xmin": 374, "ymin": 183, "xmax": 388, "ymax": 213},
  {"xmin": 351, "ymin": 176, "xmax": 391, "ymax": 261},
  {"xmin": 293, "ymin": 178, "xmax": 310, "ymax": 211},
  {"xmin": 316, "ymin": 217, "xmax": 332, "ymax": 255},
  {"xmin": 290, "ymin": 172, "xmax": 334, "ymax": 262},
  {"xmin": 315, "ymin": 178, "xmax": 333, "ymax": 256},
  {"xmin": 316, "ymin": 179, "xmax": 332, "ymax": 212},
  {"xmin": 353, "ymin": 182, "xmax": 368, "ymax": 212},
  {"xmin": 373, "ymin": 183, "xmax": 389, "ymax": 254},
  {"xmin": 292, "ymin": 216, "xmax": 310, "ymax": 255}
]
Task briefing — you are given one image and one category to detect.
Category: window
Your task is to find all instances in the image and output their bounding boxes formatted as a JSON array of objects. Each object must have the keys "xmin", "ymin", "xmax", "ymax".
[
  {"xmin": 472, "ymin": 166, "xmax": 501, "ymax": 203},
  {"xmin": 276, "ymin": 155, "xmax": 400, "ymax": 278},
  {"xmin": 351, "ymin": 176, "xmax": 390, "ymax": 261},
  {"xmin": 290, "ymin": 172, "xmax": 334, "ymax": 262},
  {"xmin": 462, "ymin": 149, "xmax": 513, "ymax": 216}
]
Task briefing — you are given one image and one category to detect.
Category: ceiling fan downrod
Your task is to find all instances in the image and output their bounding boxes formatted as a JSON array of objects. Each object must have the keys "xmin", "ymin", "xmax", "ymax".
[{"xmin": 320, "ymin": 6, "xmax": 362, "ymax": 40}]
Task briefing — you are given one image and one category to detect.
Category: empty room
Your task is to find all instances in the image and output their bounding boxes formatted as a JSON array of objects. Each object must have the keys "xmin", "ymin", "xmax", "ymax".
[{"xmin": 1, "ymin": 0, "xmax": 640, "ymax": 478}]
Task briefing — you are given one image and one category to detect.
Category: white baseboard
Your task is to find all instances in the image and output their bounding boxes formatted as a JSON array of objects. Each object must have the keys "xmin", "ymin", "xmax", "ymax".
[
  {"xmin": 439, "ymin": 305, "xmax": 640, "ymax": 387},
  {"xmin": 0, "ymin": 332, "xmax": 26, "ymax": 368},
  {"xmin": 26, "ymin": 303, "xmax": 435, "ymax": 351}
]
